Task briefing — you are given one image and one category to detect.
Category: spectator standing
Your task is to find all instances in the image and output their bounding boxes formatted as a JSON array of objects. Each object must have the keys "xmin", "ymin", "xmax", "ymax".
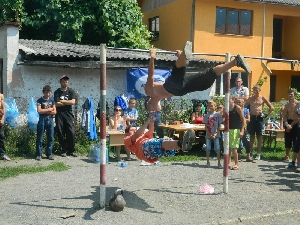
[
  {"xmin": 110, "ymin": 106, "xmax": 131, "ymax": 161},
  {"xmin": 235, "ymin": 98, "xmax": 253, "ymax": 162},
  {"xmin": 293, "ymin": 102, "xmax": 300, "ymax": 173},
  {"xmin": 0, "ymin": 93, "xmax": 10, "ymax": 161},
  {"xmin": 228, "ymin": 97, "xmax": 245, "ymax": 170},
  {"xmin": 245, "ymin": 85, "xmax": 274, "ymax": 160},
  {"xmin": 54, "ymin": 75, "xmax": 77, "ymax": 157},
  {"xmin": 230, "ymin": 77, "xmax": 249, "ymax": 100},
  {"xmin": 282, "ymin": 90, "xmax": 298, "ymax": 162},
  {"xmin": 203, "ymin": 100, "xmax": 223, "ymax": 168},
  {"xmin": 124, "ymin": 98, "xmax": 138, "ymax": 127},
  {"xmin": 35, "ymin": 85, "xmax": 56, "ymax": 160}
]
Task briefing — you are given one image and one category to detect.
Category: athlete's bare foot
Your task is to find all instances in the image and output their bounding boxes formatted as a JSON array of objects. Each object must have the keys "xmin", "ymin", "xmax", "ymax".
[{"xmin": 149, "ymin": 49, "xmax": 156, "ymax": 58}]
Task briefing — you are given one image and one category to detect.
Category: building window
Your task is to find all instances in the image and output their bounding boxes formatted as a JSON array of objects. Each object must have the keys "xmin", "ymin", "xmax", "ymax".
[
  {"xmin": 149, "ymin": 16, "xmax": 159, "ymax": 41},
  {"xmin": 214, "ymin": 72, "xmax": 249, "ymax": 96},
  {"xmin": 291, "ymin": 76, "xmax": 300, "ymax": 92},
  {"xmin": 215, "ymin": 7, "xmax": 252, "ymax": 35}
]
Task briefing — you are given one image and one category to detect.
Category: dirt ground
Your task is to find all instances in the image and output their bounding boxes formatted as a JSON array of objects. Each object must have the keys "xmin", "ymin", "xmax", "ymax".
[{"xmin": 1, "ymin": 156, "xmax": 300, "ymax": 225}]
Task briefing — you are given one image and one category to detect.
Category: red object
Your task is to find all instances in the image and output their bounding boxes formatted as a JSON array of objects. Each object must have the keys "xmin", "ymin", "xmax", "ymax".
[
  {"xmin": 180, "ymin": 120, "xmax": 183, "ymax": 124},
  {"xmin": 173, "ymin": 121, "xmax": 177, "ymax": 125},
  {"xmin": 195, "ymin": 116, "xmax": 203, "ymax": 124}
]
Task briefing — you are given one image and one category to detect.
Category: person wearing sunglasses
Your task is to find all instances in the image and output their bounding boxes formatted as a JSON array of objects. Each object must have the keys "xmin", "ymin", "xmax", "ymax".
[{"xmin": 109, "ymin": 106, "xmax": 131, "ymax": 161}]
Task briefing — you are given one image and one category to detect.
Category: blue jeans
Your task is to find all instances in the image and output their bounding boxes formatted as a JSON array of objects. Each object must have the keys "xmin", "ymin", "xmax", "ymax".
[
  {"xmin": 205, "ymin": 137, "xmax": 221, "ymax": 152},
  {"xmin": 36, "ymin": 117, "xmax": 54, "ymax": 156}
]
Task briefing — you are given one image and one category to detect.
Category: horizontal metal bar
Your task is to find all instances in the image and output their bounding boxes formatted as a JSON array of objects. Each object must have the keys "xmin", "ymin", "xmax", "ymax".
[
  {"xmin": 242, "ymin": 55, "xmax": 297, "ymax": 62},
  {"xmin": 107, "ymin": 47, "xmax": 299, "ymax": 63},
  {"xmin": 193, "ymin": 52, "xmax": 227, "ymax": 57}
]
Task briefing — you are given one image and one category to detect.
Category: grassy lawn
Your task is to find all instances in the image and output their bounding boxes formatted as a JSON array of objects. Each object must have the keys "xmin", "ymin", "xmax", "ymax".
[
  {"xmin": 159, "ymin": 141, "xmax": 286, "ymax": 162},
  {"xmin": 0, "ymin": 162, "xmax": 70, "ymax": 180},
  {"xmin": 1, "ymin": 141, "xmax": 286, "ymax": 180}
]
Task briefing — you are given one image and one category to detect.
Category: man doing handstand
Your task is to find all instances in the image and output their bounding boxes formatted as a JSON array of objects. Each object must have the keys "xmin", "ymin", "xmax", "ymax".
[
  {"xmin": 145, "ymin": 41, "xmax": 252, "ymax": 112},
  {"xmin": 124, "ymin": 116, "xmax": 194, "ymax": 163}
]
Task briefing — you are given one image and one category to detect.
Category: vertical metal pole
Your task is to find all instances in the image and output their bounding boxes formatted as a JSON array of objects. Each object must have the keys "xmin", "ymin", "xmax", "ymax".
[
  {"xmin": 99, "ymin": 44, "xmax": 107, "ymax": 208},
  {"xmin": 223, "ymin": 52, "xmax": 231, "ymax": 193}
]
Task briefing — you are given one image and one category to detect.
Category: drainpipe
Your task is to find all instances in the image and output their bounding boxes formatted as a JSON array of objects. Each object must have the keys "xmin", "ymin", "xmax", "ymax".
[
  {"xmin": 190, "ymin": 0, "xmax": 196, "ymax": 43},
  {"xmin": 261, "ymin": 4, "xmax": 272, "ymax": 74}
]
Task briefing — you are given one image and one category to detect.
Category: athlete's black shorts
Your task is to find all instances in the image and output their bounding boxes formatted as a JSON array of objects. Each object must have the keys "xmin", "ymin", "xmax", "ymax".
[
  {"xmin": 163, "ymin": 66, "xmax": 218, "ymax": 96},
  {"xmin": 284, "ymin": 119, "xmax": 298, "ymax": 149}
]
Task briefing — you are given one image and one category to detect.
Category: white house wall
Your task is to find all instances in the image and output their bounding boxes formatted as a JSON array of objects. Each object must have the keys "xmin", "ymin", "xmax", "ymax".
[
  {"xmin": 11, "ymin": 64, "xmax": 212, "ymax": 123},
  {"xmin": 14, "ymin": 65, "xmax": 127, "ymax": 110},
  {"xmin": 0, "ymin": 24, "xmax": 20, "ymax": 95}
]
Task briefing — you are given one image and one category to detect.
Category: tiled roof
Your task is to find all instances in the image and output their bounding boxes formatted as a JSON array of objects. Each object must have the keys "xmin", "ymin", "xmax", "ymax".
[
  {"xmin": 19, "ymin": 39, "xmax": 218, "ymax": 64},
  {"xmin": 238, "ymin": 0, "xmax": 300, "ymax": 6}
]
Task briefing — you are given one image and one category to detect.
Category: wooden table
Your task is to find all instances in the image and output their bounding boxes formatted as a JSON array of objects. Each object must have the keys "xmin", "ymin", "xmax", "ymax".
[
  {"xmin": 159, "ymin": 123, "xmax": 204, "ymax": 139},
  {"xmin": 159, "ymin": 123, "xmax": 224, "ymax": 138},
  {"xmin": 262, "ymin": 129, "xmax": 284, "ymax": 151},
  {"xmin": 103, "ymin": 130, "xmax": 126, "ymax": 162},
  {"xmin": 106, "ymin": 130, "xmax": 126, "ymax": 147}
]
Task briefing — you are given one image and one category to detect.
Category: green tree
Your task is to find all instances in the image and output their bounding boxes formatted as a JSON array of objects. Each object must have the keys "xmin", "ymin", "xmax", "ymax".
[
  {"xmin": 1, "ymin": 0, "xmax": 152, "ymax": 49},
  {"xmin": 0, "ymin": 0, "xmax": 26, "ymax": 23}
]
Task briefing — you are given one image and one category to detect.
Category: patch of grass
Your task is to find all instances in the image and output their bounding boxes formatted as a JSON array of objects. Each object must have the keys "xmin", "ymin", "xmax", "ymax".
[
  {"xmin": 0, "ymin": 162, "xmax": 70, "ymax": 180},
  {"xmin": 159, "ymin": 141, "xmax": 287, "ymax": 162}
]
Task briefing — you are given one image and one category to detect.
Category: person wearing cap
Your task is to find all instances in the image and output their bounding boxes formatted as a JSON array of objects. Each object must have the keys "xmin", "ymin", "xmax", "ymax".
[
  {"xmin": 0, "ymin": 92, "xmax": 10, "ymax": 161},
  {"xmin": 35, "ymin": 85, "xmax": 56, "ymax": 160},
  {"xmin": 54, "ymin": 75, "xmax": 77, "ymax": 157}
]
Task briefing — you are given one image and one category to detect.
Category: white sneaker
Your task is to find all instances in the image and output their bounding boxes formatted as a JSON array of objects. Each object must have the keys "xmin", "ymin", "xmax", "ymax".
[
  {"xmin": 140, "ymin": 160, "xmax": 152, "ymax": 166},
  {"xmin": 255, "ymin": 155, "xmax": 261, "ymax": 160}
]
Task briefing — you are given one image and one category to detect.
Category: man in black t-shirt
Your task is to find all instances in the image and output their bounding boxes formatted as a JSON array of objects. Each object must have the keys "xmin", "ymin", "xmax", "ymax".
[{"xmin": 54, "ymin": 75, "xmax": 77, "ymax": 157}]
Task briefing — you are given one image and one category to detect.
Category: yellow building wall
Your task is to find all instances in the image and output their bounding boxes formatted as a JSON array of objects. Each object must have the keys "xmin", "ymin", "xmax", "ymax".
[
  {"xmin": 142, "ymin": 0, "xmax": 193, "ymax": 50},
  {"xmin": 272, "ymin": 70, "xmax": 300, "ymax": 101},
  {"xmin": 192, "ymin": 0, "xmax": 300, "ymax": 100},
  {"xmin": 141, "ymin": 0, "xmax": 300, "ymax": 101},
  {"xmin": 193, "ymin": 0, "xmax": 271, "ymax": 98}
]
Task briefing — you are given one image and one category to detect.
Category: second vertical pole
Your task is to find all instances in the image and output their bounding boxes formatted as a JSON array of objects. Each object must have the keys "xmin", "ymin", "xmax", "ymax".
[{"xmin": 223, "ymin": 52, "xmax": 231, "ymax": 193}]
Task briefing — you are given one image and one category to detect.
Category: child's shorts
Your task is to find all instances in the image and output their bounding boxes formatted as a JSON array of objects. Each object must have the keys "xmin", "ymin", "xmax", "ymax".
[
  {"xmin": 229, "ymin": 129, "xmax": 240, "ymax": 148},
  {"xmin": 142, "ymin": 138, "xmax": 175, "ymax": 160},
  {"xmin": 205, "ymin": 137, "xmax": 221, "ymax": 152}
]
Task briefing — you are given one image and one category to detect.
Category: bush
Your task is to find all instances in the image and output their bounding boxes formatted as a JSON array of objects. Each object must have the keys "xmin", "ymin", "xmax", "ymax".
[
  {"xmin": 4, "ymin": 125, "xmax": 96, "ymax": 158},
  {"xmin": 135, "ymin": 98, "xmax": 193, "ymax": 125}
]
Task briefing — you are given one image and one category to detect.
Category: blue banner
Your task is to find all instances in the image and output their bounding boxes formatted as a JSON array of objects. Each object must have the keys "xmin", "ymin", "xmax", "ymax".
[{"xmin": 126, "ymin": 68, "xmax": 171, "ymax": 99}]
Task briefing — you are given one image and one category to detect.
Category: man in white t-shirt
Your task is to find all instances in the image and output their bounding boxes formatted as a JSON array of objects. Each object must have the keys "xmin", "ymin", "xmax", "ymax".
[{"xmin": 230, "ymin": 77, "xmax": 249, "ymax": 100}]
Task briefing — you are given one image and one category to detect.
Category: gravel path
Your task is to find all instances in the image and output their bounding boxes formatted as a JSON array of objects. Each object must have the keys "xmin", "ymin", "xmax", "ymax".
[{"xmin": 1, "ymin": 156, "xmax": 300, "ymax": 225}]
